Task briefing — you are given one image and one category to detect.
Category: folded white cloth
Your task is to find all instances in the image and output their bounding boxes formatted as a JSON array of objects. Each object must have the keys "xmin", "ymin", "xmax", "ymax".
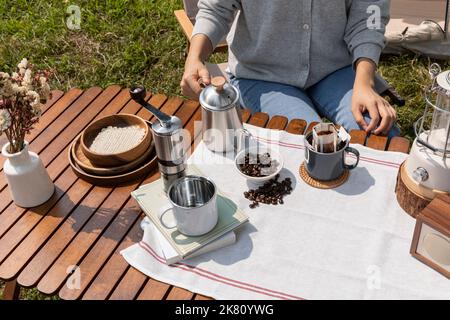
[
  {"xmin": 122, "ymin": 124, "xmax": 450, "ymax": 300},
  {"xmin": 139, "ymin": 217, "xmax": 237, "ymax": 265}
]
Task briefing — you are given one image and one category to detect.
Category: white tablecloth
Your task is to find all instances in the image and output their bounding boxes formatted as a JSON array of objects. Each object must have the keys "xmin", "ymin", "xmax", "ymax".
[{"xmin": 122, "ymin": 125, "xmax": 450, "ymax": 300}]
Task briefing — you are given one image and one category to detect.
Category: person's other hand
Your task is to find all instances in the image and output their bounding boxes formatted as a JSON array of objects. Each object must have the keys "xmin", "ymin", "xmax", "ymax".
[
  {"xmin": 180, "ymin": 58, "xmax": 210, "ymax": 100},
  {"xmin": 351, "ymin": 85, "xmax": 397, "ymax": 136}
]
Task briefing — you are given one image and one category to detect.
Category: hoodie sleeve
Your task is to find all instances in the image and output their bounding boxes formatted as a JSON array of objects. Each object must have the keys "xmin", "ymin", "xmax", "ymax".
[
  {"xmin": 344, "ymin": 0, "xmax": 390, "ymax": 67},
  {"xmin": 191, "ymin": 0, "xmax": 241, "ymax": 49}
]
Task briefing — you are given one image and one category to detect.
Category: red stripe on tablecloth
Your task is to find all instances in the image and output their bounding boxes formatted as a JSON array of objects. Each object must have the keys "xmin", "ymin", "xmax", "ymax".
[
  {"xmin": 139, "ymin": 241, "xmax": 304, "ymax": 300},
  {"xmin": 253, "ymin": 136, "xmax": 401, "ymax": 169}
]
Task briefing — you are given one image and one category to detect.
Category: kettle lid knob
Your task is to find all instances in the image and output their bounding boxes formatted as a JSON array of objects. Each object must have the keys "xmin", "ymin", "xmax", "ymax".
[{"xmin": 211, "ymin": 76, "xmax": 226, "ymax": 92}]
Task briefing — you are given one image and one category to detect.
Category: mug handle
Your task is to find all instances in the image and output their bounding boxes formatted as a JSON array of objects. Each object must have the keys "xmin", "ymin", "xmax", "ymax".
[
  {"xmin": 344, "ymin": 146, "xmax": 360, "ymax": 170},
  {"xmin": 235, "ymin": 128, "xmax": 254, "ymax": 152},
  {"xmin": 158, "ymin": 204, "xmax": 178, "ymax": 229}
]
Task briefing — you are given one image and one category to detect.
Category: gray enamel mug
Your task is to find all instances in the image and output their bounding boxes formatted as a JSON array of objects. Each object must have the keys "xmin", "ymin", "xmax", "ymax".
[{"xmin": 304, "ymin": 131, "xmax": 360, "ymax": 181}]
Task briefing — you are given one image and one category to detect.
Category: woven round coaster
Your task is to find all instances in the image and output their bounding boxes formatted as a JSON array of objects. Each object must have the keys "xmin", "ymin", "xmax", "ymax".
[{"xmin": 299, "ymin": 162, "xmax": 349, "ymax": 189}]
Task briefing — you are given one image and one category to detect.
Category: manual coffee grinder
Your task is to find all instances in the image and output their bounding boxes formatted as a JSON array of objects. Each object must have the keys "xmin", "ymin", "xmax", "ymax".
[
  {"xmin": 130, "ymin": 86, "xmax": 186, "ymax": 192},
  {"xmin": 396, "ymin": 64, "xmax": 450, "ymax": 217}
]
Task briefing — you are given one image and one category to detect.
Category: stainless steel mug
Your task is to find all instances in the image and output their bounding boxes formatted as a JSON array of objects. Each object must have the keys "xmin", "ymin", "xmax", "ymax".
[
  {"xmin": 158, "ymin": 175, "xmax": 218, "ymax": 236},
  {"xmin": 304, "ymin": 131, "xmax": 360, "ymax": 181}
]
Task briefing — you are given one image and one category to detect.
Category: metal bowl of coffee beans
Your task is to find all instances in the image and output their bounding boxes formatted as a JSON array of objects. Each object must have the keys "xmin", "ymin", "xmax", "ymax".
[{"xmin": 235, "ymin": 146, "xmax": 284, "ymax": 184}]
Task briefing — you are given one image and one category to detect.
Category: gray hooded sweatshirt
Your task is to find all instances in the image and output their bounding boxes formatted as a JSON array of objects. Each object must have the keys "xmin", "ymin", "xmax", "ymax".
[{"xmin": 192, "ymin": 0, "xmax": 389, "ymax": 88}]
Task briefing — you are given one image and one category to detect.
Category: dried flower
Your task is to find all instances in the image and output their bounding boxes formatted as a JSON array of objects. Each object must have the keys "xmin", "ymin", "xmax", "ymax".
[
  {"xmin": 0, "ymin": 109, "xmax": 12, "ymax": 131},
  {"xmin": 22, "ymin": 69, "xmax": 32, "ymax": 86},
  {"xmin": 17, "ymin": 58, "xmax": 28, "ymax": 75},
  {"xmin": 0, "ymin": 59, "xmax": 52, "ymax": 153}
]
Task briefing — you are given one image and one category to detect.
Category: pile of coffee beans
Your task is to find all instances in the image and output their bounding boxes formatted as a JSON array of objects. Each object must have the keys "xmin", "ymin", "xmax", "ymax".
[
  {"xmin": 238, "ymin": 152, "xmax": 279, "ymax": 177},
  {"xmin": 244, "ymin": 174, "xmax": 293, "ymax": 209}
]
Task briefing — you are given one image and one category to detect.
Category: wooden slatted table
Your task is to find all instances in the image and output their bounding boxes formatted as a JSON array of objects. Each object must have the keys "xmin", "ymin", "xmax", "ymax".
[{"xmin": 0, "ymin": 86, "xmax": 411, "ymax": 300}]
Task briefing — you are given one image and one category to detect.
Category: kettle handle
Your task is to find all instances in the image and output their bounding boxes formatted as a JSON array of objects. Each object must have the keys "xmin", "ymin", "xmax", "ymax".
[{"xmin": 197, "ymin": 78, "xmax": 207, "ymax": 88}]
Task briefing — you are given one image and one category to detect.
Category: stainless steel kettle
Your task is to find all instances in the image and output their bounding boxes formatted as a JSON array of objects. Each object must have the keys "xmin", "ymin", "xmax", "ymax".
[{"xmin": 199, "ymin": 76, "xmax": 246, "ymax": 152}]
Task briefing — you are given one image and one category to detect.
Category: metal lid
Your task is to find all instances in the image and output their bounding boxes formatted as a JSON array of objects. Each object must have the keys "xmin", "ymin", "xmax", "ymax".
[
  {"xmin": 151, "ymin": 116, "xmax": 182, "ymax": 136},
  {"xmin": 199, "ymin": 76, "xmax": 239, "ymax": 111}
]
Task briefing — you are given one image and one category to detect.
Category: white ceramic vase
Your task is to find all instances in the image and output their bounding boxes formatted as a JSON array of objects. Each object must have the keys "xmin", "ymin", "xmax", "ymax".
[{"xmin": 2, "ymin": 141, "xmax": 54, "ymax": 208}]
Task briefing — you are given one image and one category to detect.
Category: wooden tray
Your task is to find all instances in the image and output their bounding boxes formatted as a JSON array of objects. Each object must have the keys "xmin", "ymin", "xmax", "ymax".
[
  {"xmin": 71, "ymin": 134, "xmax": 154, "ymax": 176},
  {"xmin": 68, "ymin": 139, "xmax": 158, "ymax": 186}
]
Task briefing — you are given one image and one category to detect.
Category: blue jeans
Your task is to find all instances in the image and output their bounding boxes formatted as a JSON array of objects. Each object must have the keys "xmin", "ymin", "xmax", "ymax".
[{"xmin": 230, "ymin": 65, "xmax": 400, "ymax": 138}]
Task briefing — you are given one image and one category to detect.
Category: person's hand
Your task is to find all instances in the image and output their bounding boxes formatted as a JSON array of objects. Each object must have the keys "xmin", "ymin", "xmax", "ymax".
[
  {"xmin": 180, "ymin": 57, "xmax": 211, "ymax": 100},
  {"xmin": 351, "ymin": 85, "xmax": 397, "ymax": 136}
]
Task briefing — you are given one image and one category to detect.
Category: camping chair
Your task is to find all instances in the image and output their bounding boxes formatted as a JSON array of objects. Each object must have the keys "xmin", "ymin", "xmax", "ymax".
[
  {"xmin": 385, "ymin": 0, "xmax": 450, "ymax": 59},
  {"xmin": 174, "ymin": 0, "xmax": 405, "ymax": 106}
]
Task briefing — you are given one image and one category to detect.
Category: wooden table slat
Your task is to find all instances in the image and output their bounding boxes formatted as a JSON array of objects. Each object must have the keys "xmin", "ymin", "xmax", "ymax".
[
  {"xmin": 108, "ymin": 267, "xmax": 149, "ymax": 300},
  {"xmin": 286, "ymin": 119, "xmax": 307, "ymax": 135},
  {"xmin": 0, "ymin": 172, "xmax": 93, "ymax": 277},
  {"xmin": 81, "ymin": 217, "xmax": 144, "ymax": 300},
  {"xmin": 165, "ymin": 287, "xmax": 195, "ymax": 300},
  {"xmin": 2, "ymin": 279, "xmax": 20, "ymax": 300},
  {"xmin": 267, "ymin": 115, "xmax": 288, "ymax": 130},
  {"xmin": 248, "ymin": 112, "xmax": 269, "ymax": 128},
  {"xmin": 194, "ymin": 294, "xmax": 214, "ymax": 300},
  {"xmin": 241, "ymin": 109, "xmax": 251, "ymax": 123},
  {"xmin": 40, "ymin": 90, "xmax": 65, "ymax": 115},
  {"xmin": 366, "ymin": 134, "xmax": 388, "ymax": 151},
  {"xmin": 349, "ymin": 130, "xmax": 367, "ymax": 145},
  {"xmin": 19, "ymin": 89, "xmax": 82, "ymax": 145},
  {"xmin": 136, "ymin": 278, "xmax": 171, "ymax": 300},
  {"xmin": 388, "ymin": 136, "xmax": 411, "ymax": 154}
]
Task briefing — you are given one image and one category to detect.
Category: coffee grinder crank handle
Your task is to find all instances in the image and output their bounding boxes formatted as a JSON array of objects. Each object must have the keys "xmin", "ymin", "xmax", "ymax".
[{"xmin": 130, "ymin": 86, "xmax": 172, "ymax": 127}]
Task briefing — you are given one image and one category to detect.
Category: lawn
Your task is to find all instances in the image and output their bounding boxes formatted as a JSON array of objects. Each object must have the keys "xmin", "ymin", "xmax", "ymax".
[{"xmin": 0, "ymin": 0, "xmax": 449, "ymax": 300}]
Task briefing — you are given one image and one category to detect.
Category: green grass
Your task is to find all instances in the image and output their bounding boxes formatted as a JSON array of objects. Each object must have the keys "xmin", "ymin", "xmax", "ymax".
[
  {"xmin": 0, "ymin": 0, "xmax": 449, "ymax": 300},
  {"xmin": 1, "ymin": 0, "xmax": 449, "ymax": 140}
]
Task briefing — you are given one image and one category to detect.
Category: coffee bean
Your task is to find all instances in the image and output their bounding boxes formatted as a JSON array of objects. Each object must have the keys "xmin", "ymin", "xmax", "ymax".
[
  {"xmin": 238, "ymin": 152, "xmax": 279, "ymax": 177},
  {"xmin": 244, "ymin": 177, "xmax": 293, "ymax": 208}
]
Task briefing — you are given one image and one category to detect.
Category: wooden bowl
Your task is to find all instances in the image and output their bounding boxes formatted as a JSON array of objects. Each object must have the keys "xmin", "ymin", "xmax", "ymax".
[
  {"xmin": 81, "ymin": 114, "xmax": 152, "ymax": 167},
  {"xmin": 72, "ymin": 133, "xmax": 155, "ymax": 176},
  {"xmin": 69, "ymin": 140, "xmax": 158, "ymax": 186}
]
